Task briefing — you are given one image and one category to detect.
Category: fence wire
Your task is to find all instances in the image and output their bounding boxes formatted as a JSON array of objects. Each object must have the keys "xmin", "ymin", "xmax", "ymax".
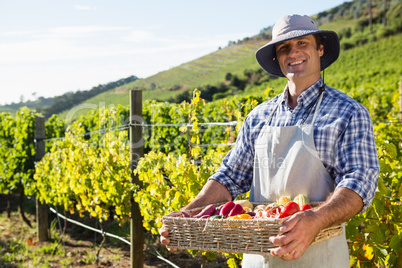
[
  {"xmin": 42, "ymin": 121, "xmax": 240, "ymax": 143},
  {"xmin": 29, "ymin": 199, "xmax": 180, "ymax": 268},
  {"xmin": 41, "ymin": 117, "xmax": 402, "ymax": 143}
]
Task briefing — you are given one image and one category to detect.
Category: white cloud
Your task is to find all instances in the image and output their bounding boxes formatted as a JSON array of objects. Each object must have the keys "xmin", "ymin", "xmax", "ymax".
[
  {"xmin": 46, "ymin": 25, "xmax": 131, "ymax": 38},
  {"xmin": 0, "ymin": 30, "xmax": 36, "ymax": 36},
  {"xmin": 0, "ymin": 28, "xmax": 252, "ymax": 65},
  {"xmin": 121, "ymin": 30, "xmax": 154, "ymax": 43},
  {"xmin": 74, "ymin": 5, "xmax": 93, "ymax": 10}
]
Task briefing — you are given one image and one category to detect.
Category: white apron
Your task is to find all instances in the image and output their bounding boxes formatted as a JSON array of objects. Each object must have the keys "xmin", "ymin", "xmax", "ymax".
[{"xmin": 242, "ymin": 91, "xmax": 350, "ymax": 268}]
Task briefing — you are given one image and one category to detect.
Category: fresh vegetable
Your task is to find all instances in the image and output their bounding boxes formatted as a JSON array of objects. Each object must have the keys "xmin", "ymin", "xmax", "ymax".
[
  {"xmin": 210, "ymin": 215, "xmax": 225, "ymax": 219},
  {"xmin": 293, "ymin": 194, "xmax": 310, "ymax": 207},
  {"xmin": 213, "ymin": 205, "xmax": 223, "ymax": 215},
  {"xmin": 277, "ymin": 196, "xmax": 291, "ymax": 206},
  {"xmin": 264, "ymin": 203, "xmax": 279, "ymax": 212},
  {"xmin": 228, "ymin": 214, "xmax": 253, "ymax": 220},
  {"xmin": 181, "ymin": 211, "xmax": 192, "ymax": 218},
  {"xmin": 234, "ymin": 200, "xmax": 253, "ymax": 211},
  {"xmin": 279, "ymin": 201, "xmax": 300, "ymax": 218},
  {"xmin": 220, "ymin": 201, "xmax": 236, "ymax": 217},
  {"xmin": 265, "ymin": 206, "xmax": 281, "ymax": 218},
  {"xmin": 243, "ymin": 207, "xmax": 252, "ymax": 212},
  {"xmin": 228, "ymin": 204, "xmax": 245, "ymax": 217},
  {"xmin": 254, "ymin": 211, "xmax": 264, "ymax": 219},
  {"xmin": 180, "ymin": 194, "xmax": 311, "ymax": 220},
  {"xmin": 253, "ymin": 204, "xmax": 267, "ymax": 213},
  {"xmin": 300, "ymin": 203, "xmax": 312, "ymax": 211},
  {"xmin": 246, "ymin": 211, "xmax": 256, "ymax": 217},
  {"xmin": 193, "ymin": 204, "xmax": 216, "ymax": 218}
]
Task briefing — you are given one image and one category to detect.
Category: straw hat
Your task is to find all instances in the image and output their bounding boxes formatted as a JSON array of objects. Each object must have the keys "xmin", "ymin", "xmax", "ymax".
[{"xmin": 255, "ymin": 14, "xmax": 340, "ymax": 77}]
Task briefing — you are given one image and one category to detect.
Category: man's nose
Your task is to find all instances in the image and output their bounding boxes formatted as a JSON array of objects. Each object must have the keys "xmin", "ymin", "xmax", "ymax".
[{"xmin": 287, "ymin": 45, "xmax": 299, "ymax": 57}]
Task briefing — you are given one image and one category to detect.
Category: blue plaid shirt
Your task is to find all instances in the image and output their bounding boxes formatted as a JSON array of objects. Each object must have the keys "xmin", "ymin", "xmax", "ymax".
[{"xmin": 210, "ymin": 78, "xmax": 380, "ymax": 212}]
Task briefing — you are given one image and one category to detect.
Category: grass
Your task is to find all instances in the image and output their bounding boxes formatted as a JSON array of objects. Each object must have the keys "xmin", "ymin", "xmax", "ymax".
[
  {"xmin": 0, "ymin": 192, "xmax": 232, "ymax": 267},
  {"xmin": 0, "ymin": 205, "xmax": 129, "ymax": 268},
  {"xmin": 0, "ymin": 214, "xmax": 77, "ymax": 267},
  {"xmin": 0, "ymin": 211, "xmax": 63, "ymax": 267}
]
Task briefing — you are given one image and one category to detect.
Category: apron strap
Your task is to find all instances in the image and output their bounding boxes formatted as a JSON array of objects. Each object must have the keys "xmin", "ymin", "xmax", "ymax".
[
  {"xmin": 266, "ymin": 95, "xmax": 283, "ymax": 123},
  {"xmin": 268, "ymin": 84, "xmax": 326, "ymax": 125},
  {"xmin": 311, "ymin": 85, "xmax": 325, "ymax": 124}
]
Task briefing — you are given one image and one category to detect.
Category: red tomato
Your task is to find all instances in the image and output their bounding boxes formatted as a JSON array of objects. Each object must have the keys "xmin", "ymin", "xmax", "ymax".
[
  {"xmin": 300, "ymin": 203, "xmax": 312, "ymax": 211},
  {"xmin": 279, "ymin": 201, "xmax": 300, "ymax": 218},
  {"xmin": 264, "ymin": 206, "xmax": 279, "ymax": 215}
]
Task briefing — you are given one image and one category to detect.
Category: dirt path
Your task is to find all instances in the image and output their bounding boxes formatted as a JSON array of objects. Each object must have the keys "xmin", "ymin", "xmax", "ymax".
[{"xmin": 0, "ymin": 196, "xmax": 230, "ymax": 267}]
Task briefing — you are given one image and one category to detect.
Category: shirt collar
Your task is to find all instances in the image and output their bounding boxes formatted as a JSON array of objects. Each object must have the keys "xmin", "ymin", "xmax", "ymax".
[{"xmin": 281, "ymin": 78, "xmax": 324, "ymax": 109}]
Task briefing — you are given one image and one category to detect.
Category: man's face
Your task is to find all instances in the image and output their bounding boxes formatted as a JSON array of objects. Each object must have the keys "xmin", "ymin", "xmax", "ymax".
[{"xmin": 275, "ymin": 35, "xmax": 324, "ymax": 82}]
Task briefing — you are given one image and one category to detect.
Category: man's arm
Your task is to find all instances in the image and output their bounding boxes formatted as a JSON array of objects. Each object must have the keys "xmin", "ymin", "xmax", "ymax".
[
  {"xmin": 314, "ymin": 187, "xmax": 363, "ymax": 227},
  {"xmin": 182, "ymin": 179, "xmax": 232, "ymax": 211},
  {"xmin": 269, "ymin": 187, "xmax": 362, "ymax": 260}
]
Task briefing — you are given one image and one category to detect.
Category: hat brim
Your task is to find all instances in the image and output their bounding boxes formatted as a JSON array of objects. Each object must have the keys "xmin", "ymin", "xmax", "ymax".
[{"xmin": 255, "ymin": 30, "xmax": 340, "ymax": 77}]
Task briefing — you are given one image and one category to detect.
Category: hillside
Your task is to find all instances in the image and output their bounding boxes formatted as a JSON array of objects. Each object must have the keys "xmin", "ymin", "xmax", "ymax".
[
  {"xmin": 59, "ymin": 0, "xmax": 401, "ymax": 120},
  {"xmin": 0, "ymin": 76, "xmax": 138, "ymax": 117},
  {"xmin": 2, "ymin": 0, "xmax": 401, "ymax": 120},
  {"xmin": 59, "ymin": 38, "xmax": 268, "ymax": 113}
]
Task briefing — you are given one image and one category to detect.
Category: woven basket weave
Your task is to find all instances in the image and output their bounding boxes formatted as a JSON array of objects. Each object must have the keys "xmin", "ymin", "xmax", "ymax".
[{"xmin": 162, "ymin": 202, "xmax": 343, "ymax": 255}]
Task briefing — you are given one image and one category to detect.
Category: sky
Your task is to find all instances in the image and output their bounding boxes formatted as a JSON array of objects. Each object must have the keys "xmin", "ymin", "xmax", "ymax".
[{"xmin": 0, "ymin": 0, "xmax": 350, "ymax": 105}]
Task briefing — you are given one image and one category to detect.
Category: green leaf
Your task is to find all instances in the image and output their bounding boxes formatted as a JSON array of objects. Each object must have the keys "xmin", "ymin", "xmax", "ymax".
[
  {"xmin": 389, "ymin": 235, "xmax": 402, "ymax": 252},
  {"xmin": 398, "ymin": 183, "xmax": 402, "ymax": 198},
  {"xmin": 377, "ymin": 177, "xmax": 390, "ymax": 196},
  {"xmin": 372, "ymin": 198, "xmax": 386, "ymax": 218},
  {"xmin": 379, "ymin": 159, "xmax": 391, "ymax": 174},
  {"xmin": 374, "ymin": 243, "xmax": 389, "ymax": 259},
  {"xmin": 384, "ymin": 143, "xmax": 397, "ymax": 158}
]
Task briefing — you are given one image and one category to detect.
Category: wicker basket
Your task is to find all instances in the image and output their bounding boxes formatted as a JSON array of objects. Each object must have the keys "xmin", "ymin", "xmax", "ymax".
[{"xmin": 162, "ymin": 202, "xmax": 343, "ymax": 255}]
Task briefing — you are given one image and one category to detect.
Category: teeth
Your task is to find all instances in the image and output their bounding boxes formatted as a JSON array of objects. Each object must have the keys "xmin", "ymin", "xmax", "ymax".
[{"xmin": 289, "ymin": 61, "xmax": 303, "ymax": 66}]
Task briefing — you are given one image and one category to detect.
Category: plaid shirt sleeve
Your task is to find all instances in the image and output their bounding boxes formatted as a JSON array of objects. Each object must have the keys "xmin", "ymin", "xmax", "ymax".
[{"xmin": 333, "ymin": 104, "xmax": 380, "ymax": 213}]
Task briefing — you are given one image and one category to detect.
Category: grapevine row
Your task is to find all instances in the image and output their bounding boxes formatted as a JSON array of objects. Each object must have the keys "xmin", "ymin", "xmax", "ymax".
[{"xmin": 0, "ymin": 83, "xmax": 401, "ymax": 266}]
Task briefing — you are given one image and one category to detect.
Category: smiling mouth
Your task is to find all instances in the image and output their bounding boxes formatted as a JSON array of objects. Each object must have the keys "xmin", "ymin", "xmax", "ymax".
[{"xmin": 289, "ymin": 60, "xmax": 304, "ymax": 66}]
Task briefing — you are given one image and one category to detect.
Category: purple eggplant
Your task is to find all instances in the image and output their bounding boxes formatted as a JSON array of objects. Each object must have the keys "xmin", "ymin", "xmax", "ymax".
[
  {"xmin": 181, "ymin": 211, "xmax": 192, "ymax": 218},
  {"xmin": 246, "ymin": 211, "xmax": 256, "ymax": 217},
  {"xmin": 193, "ymin": 204, "xmax": 216, "ymax": 218},
  {"xmin": 213, "ymin": 205, "xmax": 224, "ymax": 215}
]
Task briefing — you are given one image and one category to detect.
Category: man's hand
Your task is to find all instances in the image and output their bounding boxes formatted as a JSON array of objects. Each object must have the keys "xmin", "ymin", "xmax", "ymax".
[
  {"xmin": 159, "ymin": 224, "xmax": 178, "ymax": 252},
  {"xmin": 159, "ymin": 211, "xmax": 183, "ymax": 252},
  {"xmin": 269, "ymin": 210, "xmax": 322, "ymax": 260},
  {"xmin": 270, "ymin": 187, "xmax": 363, "ymax": 261}
]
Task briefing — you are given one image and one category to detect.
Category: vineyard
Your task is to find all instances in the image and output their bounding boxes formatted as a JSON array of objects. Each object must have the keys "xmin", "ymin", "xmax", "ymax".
[{"xmin": 1, "ymin": 22, "xmax": 402, "ymax": 268}]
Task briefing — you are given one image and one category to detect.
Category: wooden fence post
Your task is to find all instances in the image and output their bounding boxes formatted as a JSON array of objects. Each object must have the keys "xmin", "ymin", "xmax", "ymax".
[
  {"xmin": 35, "ymin": 116, "xmax": 49, "ymax": 241},
  {"xmin": 129, "ymin": 90, "xmax": 144, "ymax": 268}
]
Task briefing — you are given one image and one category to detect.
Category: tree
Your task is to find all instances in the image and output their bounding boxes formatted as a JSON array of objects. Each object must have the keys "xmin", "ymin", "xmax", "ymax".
[{"xmin": 225, "ymin": 72, "xmax": 232, "ymax": 81}]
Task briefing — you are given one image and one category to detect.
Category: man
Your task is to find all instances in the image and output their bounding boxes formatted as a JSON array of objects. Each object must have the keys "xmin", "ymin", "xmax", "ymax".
[{"xmin": 160, "ymin": 14, "xmax": 379, "ymax": 267}]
